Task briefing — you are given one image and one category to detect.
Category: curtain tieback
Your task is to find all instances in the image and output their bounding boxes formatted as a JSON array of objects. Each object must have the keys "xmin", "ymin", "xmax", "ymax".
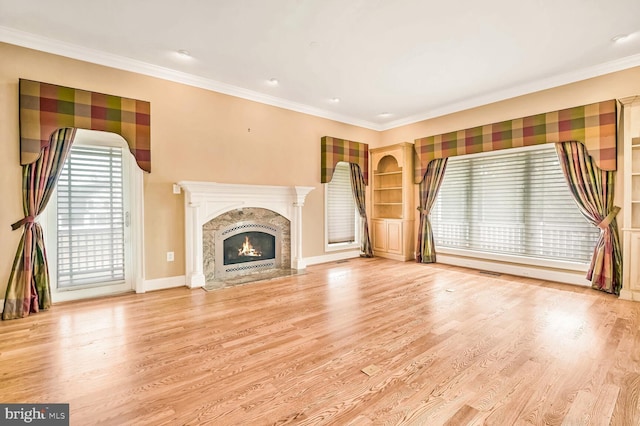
[
  {"xmin": 597, "ymin": 206, "xmax": 621, "ymax": 230},
  {"xmin": 10, "ymin": 215, "xmax": 36, "ymax": 231}
]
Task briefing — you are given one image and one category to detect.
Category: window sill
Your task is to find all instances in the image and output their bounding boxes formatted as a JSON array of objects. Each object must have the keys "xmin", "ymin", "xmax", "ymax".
[
  {"xmin": 326, "ymin": 242, "xmax": 360, "ymax": 252},
  {"xmin": 438, "ymin": 247, "xmax": 589, "ymax": 272},
  {"xmin": 436, "ymin": 248, "xmax": 591, "ymax": 286}
]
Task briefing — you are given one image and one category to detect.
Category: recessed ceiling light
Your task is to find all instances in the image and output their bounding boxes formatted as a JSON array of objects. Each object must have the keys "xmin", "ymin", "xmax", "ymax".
[
  {"xmin": 612, "ymin": 34, "xmax": 631, "ymax": 43},
  {"xmin": 176, "ymin": 49, "xmax": 192, "ymax": 58},
  {"xmin": 268, "ymin": 78, "xmax": 279, "ymax": 86},
  {"xmin": 331, "ymin": 97, "xmax": 341, "ymax": 103},
  {"xmin": 378, "ymin": 112, "xmax": 392, "ymax": 118}
]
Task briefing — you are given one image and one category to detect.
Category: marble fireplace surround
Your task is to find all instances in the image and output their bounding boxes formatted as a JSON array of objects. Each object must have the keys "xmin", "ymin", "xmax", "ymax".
[{"xmin": 178, "ymin": 181, "xmax": 315, "ymax": 288}]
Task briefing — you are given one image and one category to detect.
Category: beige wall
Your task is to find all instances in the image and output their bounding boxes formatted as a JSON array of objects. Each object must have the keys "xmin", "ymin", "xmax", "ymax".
[
  {"xmin": 2, "ymin": 40, "xmax": 640, "ymax": 300},
  {"xmin": 0, "ymin": 42, "xmax": 380, "ymax": 297},
  {"xmin": 379, "ymin": 67, "xmax": 640, "ymax": 146},
  {"xmin": 377, "ymin": 67, "xmax": 640, "ymax": 247}
]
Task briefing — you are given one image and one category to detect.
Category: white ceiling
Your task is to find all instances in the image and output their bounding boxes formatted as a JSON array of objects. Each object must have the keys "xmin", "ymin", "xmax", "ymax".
[{"xmin": 1, "ymin": 0, "xmax": 640, "ymax": 130}]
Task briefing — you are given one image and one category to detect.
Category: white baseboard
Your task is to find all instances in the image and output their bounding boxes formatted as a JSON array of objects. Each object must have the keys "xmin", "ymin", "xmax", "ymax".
[
  {"xmin": 143, "ymin": 275, "xmax": 186, "ymax": 292},
  {"xmin": 620, "ymin": 289, "xmax": 640, "ymax": 301},
  {"xmin": 0, "ymin": 299, "xmax": 3, "ymax": 314},
  {"xmin": 304, "ymin": 250, "xmax": 361, "ymax": 267},
  {"xmin": 437, "ymin": 253, "xmax": 592, "ymax": 287}
]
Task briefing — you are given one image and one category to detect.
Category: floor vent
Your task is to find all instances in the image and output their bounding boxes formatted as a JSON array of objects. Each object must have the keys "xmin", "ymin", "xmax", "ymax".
[
  {"xmin": 479, "ymin": 270, "xmax": 502, "ymax": 277},
  {"xmin": 336, "ymin": 259, "xmax": 349, "ymax": 264}
]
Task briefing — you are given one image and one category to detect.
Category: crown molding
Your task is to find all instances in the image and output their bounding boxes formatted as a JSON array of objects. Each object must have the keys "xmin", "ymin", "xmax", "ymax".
[
  {"xmin": 380, "ymin": 52, "xmax": 640, "ymax": 131},
  {"xmin": 2, "ymin": 25, "xmax": 639, "ymax": 133},
  {"xmin": 0, "ymin": 26, "xmax": 383, "ymax": 131}
]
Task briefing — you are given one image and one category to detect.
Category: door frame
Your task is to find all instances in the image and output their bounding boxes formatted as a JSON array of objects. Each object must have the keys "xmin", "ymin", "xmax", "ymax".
[{"xmin": 43, "ymin": 129, "xmax": 144, "ymax": 302}]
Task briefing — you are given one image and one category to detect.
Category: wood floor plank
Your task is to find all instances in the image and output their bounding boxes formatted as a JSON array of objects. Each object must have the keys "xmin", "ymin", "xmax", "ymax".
[{"xmin": 1, "ymin": 257, "xmax": 639, "ymax": 425}]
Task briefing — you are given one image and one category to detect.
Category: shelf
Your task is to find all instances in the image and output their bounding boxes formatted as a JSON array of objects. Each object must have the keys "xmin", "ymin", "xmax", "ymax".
[{"xmin": 374, "ymin": 171, "xmax": 402, "ymax": 176}]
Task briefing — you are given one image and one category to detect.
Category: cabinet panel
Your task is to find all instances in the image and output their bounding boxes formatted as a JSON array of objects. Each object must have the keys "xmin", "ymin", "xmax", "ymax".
[
  {"xmin": 630, "ymin": 232, "xmax": 640, "ymax": 291},
  {"xmin": 372, "ymin": 220, "xmax": 387, "ymax": 252},
  {"xmin": 386, "ymin": 221, "xmax": 402, "ymax": 254}
]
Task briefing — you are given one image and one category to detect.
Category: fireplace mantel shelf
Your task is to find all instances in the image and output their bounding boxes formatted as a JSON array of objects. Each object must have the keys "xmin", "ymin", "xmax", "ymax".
[{"xmin": 178, "ymin": 181, "xmax": 315, "ymax": 288}]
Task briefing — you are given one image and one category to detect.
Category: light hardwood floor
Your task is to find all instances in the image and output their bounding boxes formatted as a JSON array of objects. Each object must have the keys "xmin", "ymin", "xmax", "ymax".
[{"xmin": 1, "ymin": 258, "xmax": 640, "ymax": 425}]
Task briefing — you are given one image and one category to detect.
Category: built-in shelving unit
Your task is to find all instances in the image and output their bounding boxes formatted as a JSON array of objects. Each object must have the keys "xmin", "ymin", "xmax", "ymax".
[
  {"xmin": 370, "ymin": 142, "xmax": 415, "ymax": 261},
  {"xmin": 373, "ymin": 159, "xmax": 403, "ymax": 219},
  {"xmin": 630, "ymin": 138, "xmax": 640, "ymax": 229},
  {"xmin": 621, "ymin": 95, "xmax": 640, "ymax": 301}
]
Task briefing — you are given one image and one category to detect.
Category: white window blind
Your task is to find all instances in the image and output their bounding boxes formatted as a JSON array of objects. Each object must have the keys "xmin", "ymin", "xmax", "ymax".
[
  {"xmin": 57, "ymin": 145, "xmax": 125, "ymax": 287},
  {"xmin": 327, "ymin": 162, "xmax": 356, "ymax": 244},
  {"xmin": 431, "ymin": 144, "xmax": 599, "ymax": 264}
]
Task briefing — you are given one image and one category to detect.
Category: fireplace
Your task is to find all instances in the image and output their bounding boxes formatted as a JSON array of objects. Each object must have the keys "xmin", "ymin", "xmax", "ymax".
[
  {"xmin": 215, "ymin": 221, "xmax": 282, "ymax": 280},
  {"xmin": 178, "ymin": 181, "xmax": 314, "ymax": 288},
  {"xmin": 223, "ymin": 230, "xmax": 275, "ymax": 265}
]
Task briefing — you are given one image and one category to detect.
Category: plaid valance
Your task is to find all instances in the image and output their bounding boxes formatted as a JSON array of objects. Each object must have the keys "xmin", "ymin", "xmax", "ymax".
[
  {"xmin": 321, "ymin": 136, "xmax": 369, "ymax": 185},
  {"xmin": 414, "ymin": 100, "xmax": 616, "ymax": 183},
  {"xmin": 19, "ymin": 79, "xmax": 151, "ymax": 173}
]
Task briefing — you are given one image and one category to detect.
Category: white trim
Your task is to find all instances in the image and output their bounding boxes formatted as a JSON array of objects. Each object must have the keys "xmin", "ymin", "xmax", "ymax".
[
  {"xmin": 143, "ymin": 275, "xmax": 186, "ymax": 292},
  {"xmin": 382, "ymin": 52, "xmax": 640, "ymax": 130},
  {"xmin": 325, "ymin": 241, "xmax": 361, "ymax": 252},
  {"xmin": 304, "ymin": 250, "xmax": 361, "ymax": 266},
  {"xmin": 0, "ymin": 26, "xmax": 380, "ymax": 131},
  {"xmin": 619, "ymin": 289, "xmax": 640, "ymax": 301},
  {"xmin": 130, "ymin": 158, "xmax": 145, "ymax": 294},
  {"xmin": 438, "ymin": 247, "xmax": 589, "ymax": 274},
  {"xmin": 0, "ymin": 299, "xmax": 3, "ymax": 314},
  {"xmin": 4, "ymin": 25, "xmax": 640, "ymax": 132},
  {"xmin": 51, "ymin": 284, "xmax": 135, "ymax": 303},
  {"xmin": 437, "ymin": 253, "xmax": 591, "ymax": 287}
]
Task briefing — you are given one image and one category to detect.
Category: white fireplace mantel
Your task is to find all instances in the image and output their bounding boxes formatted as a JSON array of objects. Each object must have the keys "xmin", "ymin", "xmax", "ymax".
[{"xmin": 178, "ymin": 181, "xmax": 315, "ymax": 288}]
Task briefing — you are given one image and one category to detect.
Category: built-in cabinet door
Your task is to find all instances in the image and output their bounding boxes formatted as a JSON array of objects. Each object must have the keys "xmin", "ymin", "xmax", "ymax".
[
  {"xmin": 629, "ymin": 232, "xmax": 640, "ymax": 291},
  {"xmin": 386, "ymin": 221, "xmax": 402, "ymax": 254},
  {"xmin": 373, "ymin": 219, "xmax": 388, "ymax": 252}
]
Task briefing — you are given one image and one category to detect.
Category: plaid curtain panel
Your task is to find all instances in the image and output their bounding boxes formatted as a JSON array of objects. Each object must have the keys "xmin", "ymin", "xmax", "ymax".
[
  {"xmin": 555, "ymin": 141, "xmax": 622, "ymax": 295},
  {"xmin": 321, "ymin": 136, "xmax": 369, "ymax": 185},
  {"xmin": 3, "ymin": 128, "xmax": 76, "ymax": 320},
  {"xmin": 414, "ymin": 100, "xmax": 616, "ymax": 183},
  {"xmin": 416, "ymin": 158, "xmax": 448, "ymax": 264},
  {"xmin": 19, "ymin": 79, "xmax": 151, "ymax": 173},
  {"xmin": 349, "ymin": 164, "xmax": 373, "ymax": 257}
]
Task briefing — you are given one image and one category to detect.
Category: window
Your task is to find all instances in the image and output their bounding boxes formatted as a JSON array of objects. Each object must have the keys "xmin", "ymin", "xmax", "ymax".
[
  {"xmin": 326, "ymin": 162, "xmax": 359, "ymax": 248},
  {"xmin": 44, "ymin": 129, "xmax": 143, "ymax": 302},
  {"xmin": 431, "ymin": 144, "xmax": 599, "ymax": 265},
  {"xmin": 56, "ymin": 144, "xmax": 126, "ymax": 287}
]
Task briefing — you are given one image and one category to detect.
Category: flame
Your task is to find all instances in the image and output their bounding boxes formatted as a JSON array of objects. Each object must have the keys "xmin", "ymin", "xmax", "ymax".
[{"xmin": 238, "ymin": 236, "xmax": 262, "ymax": 257}]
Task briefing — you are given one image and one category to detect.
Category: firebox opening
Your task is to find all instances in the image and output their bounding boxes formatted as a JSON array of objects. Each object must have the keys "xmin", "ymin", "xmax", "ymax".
[{"xmin": 223, "ymin": 231, "xmax": 276, "ymax": 265}]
